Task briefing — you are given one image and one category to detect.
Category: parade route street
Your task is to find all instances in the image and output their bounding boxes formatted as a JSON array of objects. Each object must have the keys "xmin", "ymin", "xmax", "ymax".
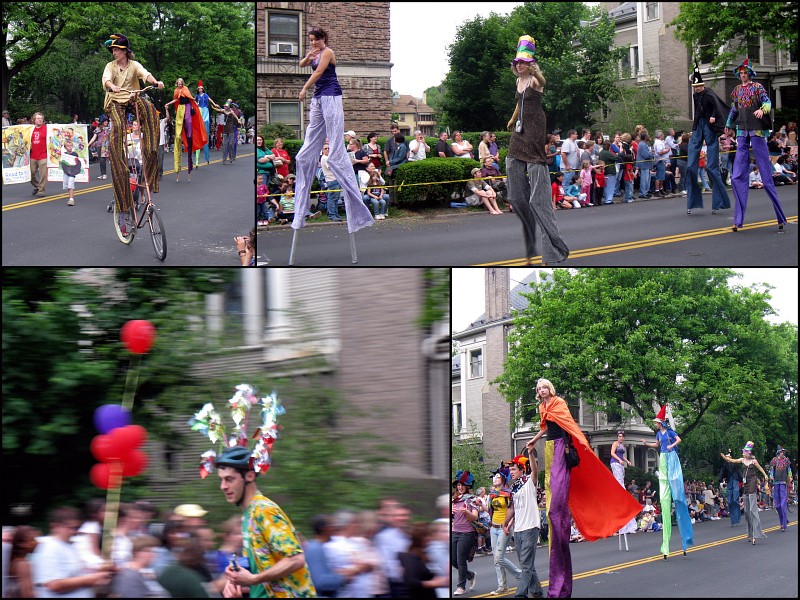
[
  {"xmin": 2, "ymin": 151, "xmax": 253, "ymax": 266},
  {"xmin": 260, "ymin": 184, "xmax": 797, "ymax": 266},
  {"xmin": 456, "ymin": 510, "xmax": 797, "ymax": 598}
]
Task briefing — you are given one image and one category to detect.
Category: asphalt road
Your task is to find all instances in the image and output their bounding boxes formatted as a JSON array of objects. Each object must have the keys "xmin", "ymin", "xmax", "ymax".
[
  {"xmin": 259, "ymin": 185, "xmax": 797, "ymax": 266},
  {"xmin": 2, "ymin": 148, "xmax": 254, "ymax": 266},
  {"xmin": 455, "ymin": 509, "xmax": 797, "ymax": 598}
]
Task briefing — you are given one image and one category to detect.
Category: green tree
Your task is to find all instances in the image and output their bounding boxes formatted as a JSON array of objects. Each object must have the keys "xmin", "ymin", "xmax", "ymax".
[
  {"xmin": 452, "ymin": 421, "xmax": 493, "ymax": 489},
  {"xmin": 440, "ymin": 3, "xmax": 623, "ymax": 132},
  {"xmin": 4, "ymin": 2, "xmax": 254, "ymax": 121},
  {"xmin": 671, "ymin": 2, "xmax": 798, "ymax": 70},
  {"xmin": 604, "ymin": 70, "xmax": 682, "ymax": 134},
  {"xmin": 494, "ymin": 269, "xmax": 796, "ymax": 451}
]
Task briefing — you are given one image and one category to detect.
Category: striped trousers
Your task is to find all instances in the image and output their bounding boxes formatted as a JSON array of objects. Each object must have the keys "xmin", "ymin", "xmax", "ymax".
[{"xmin": 108, "ymin": 97, "xmax": 159, "ymax": 211}]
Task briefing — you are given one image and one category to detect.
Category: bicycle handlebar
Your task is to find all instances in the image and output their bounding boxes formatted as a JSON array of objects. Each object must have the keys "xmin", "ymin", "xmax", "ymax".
[{"xmin": 117, "ymin": 86, "xmax": 156, "ymax": 93}]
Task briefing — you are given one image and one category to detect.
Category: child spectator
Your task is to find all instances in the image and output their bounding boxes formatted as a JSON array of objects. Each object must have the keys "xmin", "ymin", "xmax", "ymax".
[
  {"xmin": 749, "ymin": 165, "xmax": 764, "ymax": 189},
  {"xmin": 565, "ymin": 180, "xmax": 586, "ymax": 208},
  {"xmin": 551, "ymin": 172, "xmax": 574, "ymax": 209},
  {"xmin": 579, "ymin": 160, "xmax": 595, "ymax": 206},
  {"xmin": 60, "ymin": 138, "xmax": 82, "ymax": 206},
  {"xmin": 277, "ymin": 179, "xmax": 296, "ymax": 224},
  {"xmin": 256, "ymin": 174, "xmax": 269, "ymax": 226},
  {"xmin": 366, "ymin": 171, "xmax": 388, "ymax": 220},
  {"xmin": 593, "ymin": 162, "xmax": 606, "ymax": 205}
]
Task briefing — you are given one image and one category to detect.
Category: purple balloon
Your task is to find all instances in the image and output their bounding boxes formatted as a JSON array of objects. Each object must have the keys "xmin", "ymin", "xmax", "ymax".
[{"xmin": 94, "ymin": 404, "xmax": 132, "ymax": 434}]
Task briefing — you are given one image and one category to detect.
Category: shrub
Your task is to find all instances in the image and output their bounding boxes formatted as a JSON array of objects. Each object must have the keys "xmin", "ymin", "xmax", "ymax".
[{"xmin": 394, "ymin": 157, "xmax": 480, "ymax": 206}]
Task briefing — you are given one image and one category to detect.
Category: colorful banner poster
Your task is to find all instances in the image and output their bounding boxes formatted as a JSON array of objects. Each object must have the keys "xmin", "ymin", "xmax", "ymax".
[
  {"xmin": 47, "ymin": 124, "xmax": 90, "ymax": 183},
  {"xmin": 2, "ymin": 125, "xmax": 32, "ymax": 185}
]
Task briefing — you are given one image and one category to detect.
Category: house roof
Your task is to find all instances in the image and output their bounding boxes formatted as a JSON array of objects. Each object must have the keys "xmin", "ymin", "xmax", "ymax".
[{"xmin": 393, "ymin": 95, "xmax": 433, "ymax": 114}]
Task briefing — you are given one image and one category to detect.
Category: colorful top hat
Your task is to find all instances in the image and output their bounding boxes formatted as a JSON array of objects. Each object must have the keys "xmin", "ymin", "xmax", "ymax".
[
  {"xmin": 452, "ymin": 470, "xmax": 475, "ymax": 488},
  {"xmin": 742, "ymin": 440, "xmax": 755, "ymax": 454},
  {"xmin": 511, "ymin": 35, "xmax": 536, "ymax": 66},
  {"xmin": 733, "ymin": 58, "xmax": 757, "ymax": 78},
  {"xmin": 105, "ymin": 34, "xmax": 131, "ymax": 53}
]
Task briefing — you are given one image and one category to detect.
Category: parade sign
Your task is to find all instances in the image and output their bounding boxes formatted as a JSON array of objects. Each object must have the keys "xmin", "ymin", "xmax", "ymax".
[{"xmin": 2, "ymin": 123, "xmax": 90, "ymax": 185}]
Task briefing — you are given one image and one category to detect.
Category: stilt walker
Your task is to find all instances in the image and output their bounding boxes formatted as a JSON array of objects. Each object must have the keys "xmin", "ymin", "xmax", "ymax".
[
  {"xmin": 290, "ymin": 26, "xmax": 373, "ymax": 265},
  {"xmin": 725, "ymin": 58, "xmax": 788, "ymax": 231},
  {"xmin": 641, "ymin": 405, "xmax": 693, "ymax": 559},
  {"xmin": 610, "ymin": 431, "xmax": 637, "ymax": 551}
]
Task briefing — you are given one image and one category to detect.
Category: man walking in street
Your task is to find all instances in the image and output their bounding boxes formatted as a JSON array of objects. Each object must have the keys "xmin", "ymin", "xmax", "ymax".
[{"xmin": 503, "ymin": 452, "xmax": 543, "ymax": 598}]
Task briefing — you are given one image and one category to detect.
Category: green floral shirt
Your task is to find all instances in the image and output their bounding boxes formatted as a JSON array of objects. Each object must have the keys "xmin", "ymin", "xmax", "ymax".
[{"xmin": 243, "ymin": 494, "xmax": 316, "ymax": 598}]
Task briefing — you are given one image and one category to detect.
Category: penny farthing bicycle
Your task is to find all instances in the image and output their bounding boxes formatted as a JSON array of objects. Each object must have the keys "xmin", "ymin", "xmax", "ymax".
[{"xmin": 110, "ymin": 86, "xmax": 167, "ymax": 260}]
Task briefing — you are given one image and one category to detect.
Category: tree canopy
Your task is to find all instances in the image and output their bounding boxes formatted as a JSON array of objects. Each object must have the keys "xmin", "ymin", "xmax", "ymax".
[
  {"xmin": 671, "ymin": 2, "xmax": 798, "ymax": 70},
  {"xmin": 440, "ymin": 2, "xmax": 624, "ymax": 132},
  {"xmin": 494, "ymin": 269, "xmax": 798, "ymax": 471},
  {"xmin": 2, "ymin": 2, "xmax": 254, "ymax": 122}
]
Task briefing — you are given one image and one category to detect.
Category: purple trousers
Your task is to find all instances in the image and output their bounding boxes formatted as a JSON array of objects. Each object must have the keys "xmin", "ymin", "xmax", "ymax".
[
  {"xmin": 545, "ymin": 438, "xmax": 571, "ymax": 598},
  {"xmin": 730, "ymin": 134, "xmax": 788, "ymax": 228},
  {"xmin": 773, "ymin": 482, "xmax": 788, "ymax": 530}
]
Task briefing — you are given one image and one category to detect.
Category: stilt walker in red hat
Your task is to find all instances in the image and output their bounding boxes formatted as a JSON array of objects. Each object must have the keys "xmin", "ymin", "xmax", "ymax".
[{"xmin": 641, "ymin": 404, "xmax": 693, "ymax": 559}]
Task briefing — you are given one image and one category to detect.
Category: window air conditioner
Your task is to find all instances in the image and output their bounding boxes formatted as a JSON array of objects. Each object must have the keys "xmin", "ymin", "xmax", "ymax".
[{"xmin": 276, "ymin": 43, "xmax": 295, "ymax": 55}]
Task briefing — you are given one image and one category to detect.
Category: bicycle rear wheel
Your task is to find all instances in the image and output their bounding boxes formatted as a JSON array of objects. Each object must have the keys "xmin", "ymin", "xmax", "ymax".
[
  {"xmin": 113, "ymin": 198, "xmax": 137, "ymax": 244},
  {"xmin": 148, "ymin": 205, "xmax": 167, "ymax": 261}
]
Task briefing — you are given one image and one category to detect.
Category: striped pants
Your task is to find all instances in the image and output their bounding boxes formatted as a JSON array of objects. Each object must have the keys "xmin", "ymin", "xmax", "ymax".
[{"xmin": 108, "ymin": 98, "xmax": 159, "ymax": 211}]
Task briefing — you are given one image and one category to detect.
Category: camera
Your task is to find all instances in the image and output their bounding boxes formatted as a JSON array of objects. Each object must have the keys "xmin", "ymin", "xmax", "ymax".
[
  {"xmin": 515, "ymin": 120, "xmax": 523, "ymax": 134},
  {"xmin": 229, "ymin": 553, "xmax": 240, "ymax": 571}
]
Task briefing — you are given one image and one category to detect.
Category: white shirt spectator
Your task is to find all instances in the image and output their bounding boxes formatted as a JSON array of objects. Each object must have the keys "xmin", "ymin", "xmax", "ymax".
[
  {"xmin": 408, "ymin": 139, "xmax": 428, "ymax": 161},
  {"xmin": 373, "ymin": 526, "xmax": 410, "ymax": 583},
  {"xmin": 32, "ymin": 536, "xmax": 93, "ymax": 598},
  {"xmin": 561, "ymin": 137, "xmax": 580, "ymax": 170},
  {"xmin": 654, "ymin": 138, "xmax": 669, "ymax": 163},
  {"xmin": 320, "ymin": 154, "xmax": 337, "ymax": 183},
  {"xmin": 749, "ymin": 169, "xmax": 762, "ymax": 186}
]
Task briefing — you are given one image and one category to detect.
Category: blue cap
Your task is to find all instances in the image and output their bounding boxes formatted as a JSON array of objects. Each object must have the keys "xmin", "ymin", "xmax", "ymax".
[{"xmin": 216, "ymin": 446, "xmax": 253, "ymax": 470}]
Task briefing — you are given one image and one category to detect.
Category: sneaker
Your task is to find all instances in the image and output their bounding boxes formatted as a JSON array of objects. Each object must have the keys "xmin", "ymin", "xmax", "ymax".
[
  {"xmin": 491, "ymin": 587, "xmax": 509, "ymax": 595},
  {"xmin": 67, "ymin": 198, "xmax": 74, "ymax": 206},
  {"xmin": 454, "ymin": 589, "xmax": 466, "ymax": 596},
  {"xmin": 97, "ymin": 175, "xmax": 104, "ymax": 179},
  {"xmin": 681, "ymin": 190, "xmax": 687, "ymax": 196},
  {"xmin": 308, "ymin": 211, "xmax": 321, "ymax": 219},
  {"xmin": 37, "ymin": 191, "xmax": 46, "ymax": 197},
  {"xmin": 468, "ymin": 573, "xmax": 477, "ymax": 591},
  {"xmin": 102, "ymin": 175, "xmax": 107, "ymax": 180}
]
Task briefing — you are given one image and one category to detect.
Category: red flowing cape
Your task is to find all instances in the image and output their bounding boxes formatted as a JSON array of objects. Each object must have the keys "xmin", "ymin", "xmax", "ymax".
[
  {"xmin": 173, "ymin": 87, "xmax": 208, "ymax": 152},
  {"xmin": 539, "ymin": 396, "xmax": 642, "ymax": 541}
]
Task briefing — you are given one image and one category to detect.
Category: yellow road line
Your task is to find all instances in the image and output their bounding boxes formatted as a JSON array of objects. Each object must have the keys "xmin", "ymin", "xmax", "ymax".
[
  {"xmin": 476, "ymin": 216, "xmax": 798, "ymax": 266},
  {"xmin": 2, "ymin": 153, "xmax": 253, "ymax": 211},
  {"xmin": 470, "ymin": 521, "xmax": 796, "ymax": 597}
]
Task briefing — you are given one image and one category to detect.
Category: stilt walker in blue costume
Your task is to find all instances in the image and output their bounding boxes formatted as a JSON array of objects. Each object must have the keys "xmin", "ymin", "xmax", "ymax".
[
  {"xmin": 641, "ymin": 404, "xmax": 693, "ymax": 559},
  {"xmin": 194, "ymin": 81, "xmax": 221, "ymax": 167},
  {"xmin": 725, "ymin": 58, "xmax": 788, "ymax": 232}
]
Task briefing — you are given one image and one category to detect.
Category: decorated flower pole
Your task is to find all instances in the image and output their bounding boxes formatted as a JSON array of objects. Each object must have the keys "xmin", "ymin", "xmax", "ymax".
[
  {"xmin": 90, "ymin": 320, "xmax": 155, "ymax": 562},
  {"xmin": 189, "ymin": 384, "xmax": 284, "ymax": 480}
]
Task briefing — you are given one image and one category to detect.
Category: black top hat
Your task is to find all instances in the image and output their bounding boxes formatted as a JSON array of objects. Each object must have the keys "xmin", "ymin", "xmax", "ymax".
[{"xmin": 105, "ymin": 34, "xmax": 131, "ymax": 53}]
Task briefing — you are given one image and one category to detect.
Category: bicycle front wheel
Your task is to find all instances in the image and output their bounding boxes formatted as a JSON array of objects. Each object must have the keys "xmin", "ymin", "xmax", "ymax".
[
  {"xmin": 113, "ymin": 198, "xmax": 137, "ymax": 244},
  {"xmin": 148, "ymin": 206, "xmax": 167, "ymax": 261}
]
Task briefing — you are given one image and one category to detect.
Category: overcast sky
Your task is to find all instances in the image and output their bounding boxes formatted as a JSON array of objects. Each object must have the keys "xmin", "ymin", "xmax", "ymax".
[
  {"xmin": 453, "ymin": 268, "xmax": 799, "ymax": 333},
  {"xmin": 390, "ymin": 2, "xmax": 523, "ymax": 98}
]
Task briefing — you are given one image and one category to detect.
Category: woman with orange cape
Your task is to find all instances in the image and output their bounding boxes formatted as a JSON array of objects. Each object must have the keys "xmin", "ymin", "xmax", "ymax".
[
  {"xmin": 164, "ymin": 78, "xmax": 207, "ymax": 181},
  {"xmin": 528, "ymin": 378, "xmax": 641, "ymax": 598}
]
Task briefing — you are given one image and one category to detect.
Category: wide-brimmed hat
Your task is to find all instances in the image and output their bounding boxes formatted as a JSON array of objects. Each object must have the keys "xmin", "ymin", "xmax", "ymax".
[
  {"xmin": 511, "ymin": 35, "xmax": 536, "ymax": 66},
  {"xmin": 742, "ymin": 441, "xmax": 755, "ymax": 454},
  {"xmin": 452, "ymin": 470, "xmax": 475, "ymax": 488},
  {"xmin": 105, "ymin": 34, "xmax": 131, "ymax": 53},
  {"xmin": 174, "ymin": 504, "xmax": 208, "ymax": 518},
  {"xmin": 471, "ymin": 167, "xmax": 483, "ymax": 177},
  {"xmin": 733, "ymin": 58, "xmax": 757, "ymax": 78}
]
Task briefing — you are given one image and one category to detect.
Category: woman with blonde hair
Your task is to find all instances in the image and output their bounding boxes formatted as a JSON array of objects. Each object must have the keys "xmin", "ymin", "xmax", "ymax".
[{"xmin": 527, "ymin": 378, "xmax": 640, "ymax": 597}]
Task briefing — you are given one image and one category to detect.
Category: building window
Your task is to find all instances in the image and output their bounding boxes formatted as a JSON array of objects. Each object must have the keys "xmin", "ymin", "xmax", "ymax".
[
  {"xmin": 645, "ymin": 2, "xmax": 659, "ymax": 21},
  {"xmin": 469, "ymin": 348, "xmax": 483, "ymax": 379},
  {"xmin": 269, "ymin": 102, "xmax": 301, "ymax": 138},
  {"xmin": 620, "ymin": 52, "xmax": 632, "ymax": 79},
  {"xmin": 746, "ymin": 35, "xmax": 761, "ymax": 64},
  {"xmin": 632, "ymin": 46, "xmax": 639, "ymax": 77},
  {"xmin": 267, "ymin": 11, "xmax": 300, "ymax": 57},
  {"xmin": 453, "ymin": 402, "xmax": 463, "ymax": 433}
]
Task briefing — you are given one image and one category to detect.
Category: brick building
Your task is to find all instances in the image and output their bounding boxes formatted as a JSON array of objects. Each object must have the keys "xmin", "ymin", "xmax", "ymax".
[
  {"xmin": 257, "ymin": 2, "xmax": 393, "ymax": 139},
  {"xmin": 600, "ymin": 2, "xmax": 798, "ymax": 131}
]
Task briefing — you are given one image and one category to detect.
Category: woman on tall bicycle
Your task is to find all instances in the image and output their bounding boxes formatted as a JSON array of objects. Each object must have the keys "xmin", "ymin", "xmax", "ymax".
[{"xmin": 102, "ymin": 34, "xmax": 163, "ymax": 233}]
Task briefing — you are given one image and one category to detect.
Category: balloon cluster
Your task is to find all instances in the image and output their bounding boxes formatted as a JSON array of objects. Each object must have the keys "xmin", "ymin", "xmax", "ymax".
[
  {"xmin": 90, "ymin": 406, "xmax": 148, "ymax": 489},
  {"xmin": 189, "ymin": 384, "xmax": 285, "ymax": 479}
]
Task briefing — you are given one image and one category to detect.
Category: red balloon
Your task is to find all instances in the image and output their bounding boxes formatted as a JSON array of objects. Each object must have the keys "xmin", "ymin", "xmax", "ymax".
[
  {"xmin": 121, "ymin": 320, "xmax": 156, "ymax": 354},
  {"xmin": 113, "ymin": 425, "xmax": 147, "ymax": 450},
  {"xmin": 122, "ymin": 450, "xmax": 148, "ymax": 477},
  {"xmin": 90, "ymin": 463, "xmax": 111, "ymax": 489},
  {"xmin": 91, "ymin": 433, "xmax": 128, "ymax": 462}
]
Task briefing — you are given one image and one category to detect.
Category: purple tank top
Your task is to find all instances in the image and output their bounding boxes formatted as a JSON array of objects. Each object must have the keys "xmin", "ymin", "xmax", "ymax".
[
  {"xmin": 311, "ymin": 55, "xmax": 342, "ymax": 97},
  {"xmin": 611, "ymin": 443, "xmax": 626, "ymax": 464}
]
